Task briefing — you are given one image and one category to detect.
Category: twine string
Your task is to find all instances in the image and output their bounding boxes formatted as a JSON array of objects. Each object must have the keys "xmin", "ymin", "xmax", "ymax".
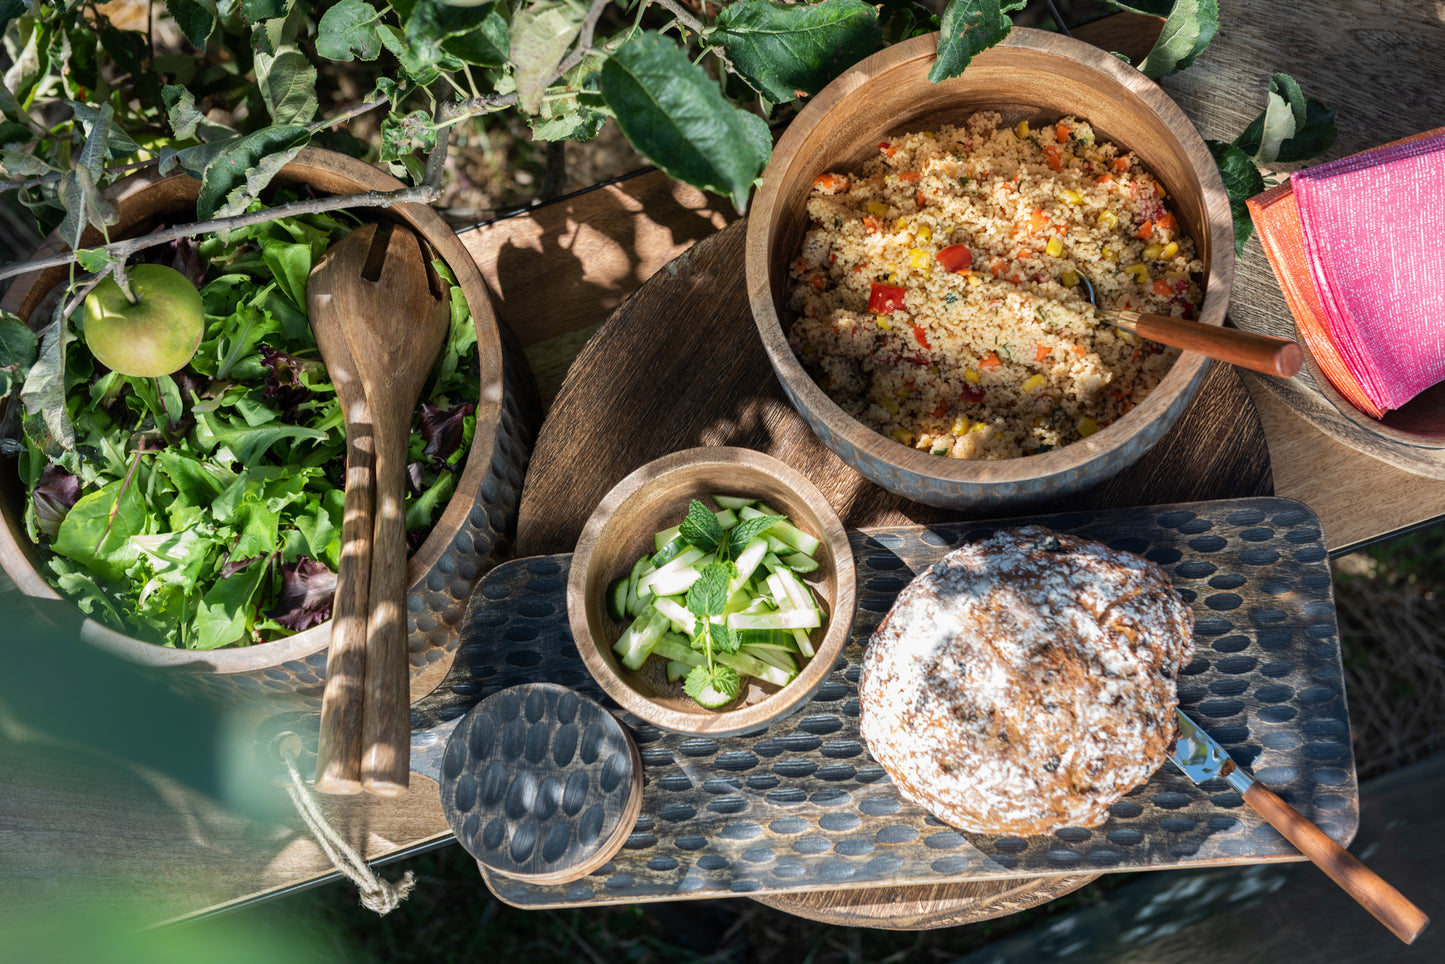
[{"xmin": 276, "ymin": 734, "xmax": 416, "ymax": 915}]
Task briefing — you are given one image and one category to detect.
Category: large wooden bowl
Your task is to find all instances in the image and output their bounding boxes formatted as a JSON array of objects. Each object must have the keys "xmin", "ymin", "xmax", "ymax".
[
  {"xmin": 567, "ymin": 447, "xmax": 856, "ymax": 736},
  {"xmin": 746, "ymin": 28, "xmax": 1234, "ymax": 508},
  {"xmin": 0, "ymin": 148, "xmax": 539, "ymax": 709}
]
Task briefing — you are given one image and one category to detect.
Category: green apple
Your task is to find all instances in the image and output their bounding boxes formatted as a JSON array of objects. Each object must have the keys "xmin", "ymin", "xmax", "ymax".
[{"xmin": 82, "ymin": 264, "xmax": 205, "ymax": 378}]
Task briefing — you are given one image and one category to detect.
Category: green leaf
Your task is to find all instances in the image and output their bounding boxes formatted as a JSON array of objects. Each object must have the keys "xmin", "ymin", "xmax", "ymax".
[
  {"xmin": 510, "ymin": 0, "xmax": 583, "ymax": 115},
  {"xmin": 528, "ymin": 92, "xmax": 606, "ymax": 142},
  {"xmin": 929, "ymin": 0, "xmax": 1026, "ymax": 83},
  {"xmin": 73, "ymin": 247, "xmax": 119, "ymax": 273},
  {"xmin": 194, "ymin": 565, "xmax": 266, "ymax": 649},
  {"xmin": 1235, "ymin": 73, "xmax": 1337, "ymax": 165},
  {"xmin": 379, "ymin": 109, "xmax": 438, "ymax": 161},
  {"xmin": 878, "ymin": 0, "xmax": 940, "ymax": 44},
  {"xmin": 20, "ymin": 307, "xmax": 76, "ymax": 454},
  {"xmin": 168, "ymin": 0, "xmax": 218, "ymax": 49},
  {"xmin": 679, "ymin": 498, "xmax": 725, "ymax": 553},
  {"xmin": 241, "ymin": 0, "xmax": 294, "ymax": 21},
  {"xmin": 1134, "ymin": 0, "xmax": 1219, "ymax": 78},
  {"xmin": 256, "ymin": 47, "xmax": 318, "ymax": 126},
  {"xmin": 0, "ymin": 309, "xmax": 38, "ymax": 397},
  {"xmin": 193, "ymin": 408, "xmax": 330, "ymax": 464},
  {"xmin": 195, "ymin": 125, "xmax": 310, "ymax": 220},
  {"xmin": 57, "ymin": 168, "xmax": 118, "ymax": 253},
  {"xmin": 601, "ymin": 32, "xmax": 771, "ymax": 211},
  {"xmin": 163, "ymin": 85, "xmax": 206, "ymax": 140},
  {"xmin": 709, "ymin": 620, "xmax": 741, "ymax": 655},
  {"xmin": 711, "ymin": 0, "xmax": 882, "ymax": 103},
  {"xmin": 317, "ymin": 0, "xmax": 383, "ymax": 61},
  {"xmin": 260, "ymin": 241, "xmax": 314, "ymax": 311},
  {"xmin": 0, "ymin": 0, "xmax": 26, "ymax": 35},
  {"xmin": 1207, "ymin": 139, "xmax": 1266, "ymax": 257},
  {"xmin": 52, "ymin": 477, "xmax": 150, "ymax": 583},
  {"xmin": 441, "ymin": 7, "xmax": 510, "ymax": 67},
  {"xmin": 70, "ymin": 101, "xmax": 113, "ymax": 182},
  {"xmin": 377, "ymin": 23, "xmax": 463, "ymax": 85},
  {"xmin": 727, "ymin": 513, "xmax": 784, "ymax": 558},
  {"xmin": 683, "ymin": 662, "xmax": 741, "ymax": 704},
  {"xmin": 0, "ymin": 149, "xmax": 53, "ymax": 177},
  {"xmin": 686, "ymin": 562, "xmax": 733, "ymax": 619}
]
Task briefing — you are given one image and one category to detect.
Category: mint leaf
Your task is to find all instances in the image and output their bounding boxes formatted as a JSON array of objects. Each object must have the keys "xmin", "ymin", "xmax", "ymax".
[
  {"xmin": 709, "ymin": 620, "xmax": 741, "ymax": 655},
  {"xmin": 727, "ymin": 513, "xmax": 784, "ymax": 558},
  {"xmin": 686, "ymin": 561, "xmax": 733, "ymax": 618},
  {"xmin": 929, "ymin": 1, "xmax": 1025, "ymax": 84},
  {"xmin": 1207, "ymin": 139, "xmax": 1267, "ymax": 257},
  {"xmin": 711, "ymin": 0, "xmax": 882, "ymax": 103},
  {"xmin": 683, "ymin": 662, "xmax": 742, "ymax": 704},
  {"xmin": 679, "ymin": 498, "xmax": 725, "ymax": 552}
]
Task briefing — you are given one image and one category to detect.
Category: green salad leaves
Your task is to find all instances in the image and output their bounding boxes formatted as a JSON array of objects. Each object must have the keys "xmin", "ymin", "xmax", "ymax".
[{"xmin": 13, "ymin": 203, "xmax": 480, "ymax": 649}]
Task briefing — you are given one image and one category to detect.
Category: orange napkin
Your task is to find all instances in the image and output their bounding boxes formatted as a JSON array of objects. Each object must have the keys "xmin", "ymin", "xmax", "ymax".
[
  {"xmin": 1248, "ymin": 127, "xmax": 1445, "ymax": 419},
  {"xmin": 1247, "ymin": 182, "xmax": 1382, "ymax": 417}
]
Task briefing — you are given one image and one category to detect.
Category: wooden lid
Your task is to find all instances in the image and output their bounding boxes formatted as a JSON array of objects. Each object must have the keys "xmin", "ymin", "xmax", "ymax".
[{"xmin": 439, "ymin": 683, "xmax": 642, "ymax": 884}]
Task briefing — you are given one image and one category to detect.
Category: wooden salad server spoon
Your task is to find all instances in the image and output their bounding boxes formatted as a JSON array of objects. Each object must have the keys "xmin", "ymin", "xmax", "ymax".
[
  {"xmin": 338, "ymin": 222, "xmax": 450, "ymax": 797},
  {"xmin": 1080, "ymin": 273, "xmax": 1303, "ymax": 378},
  {"xmin": 306, "ymin": 235, "xmax": 379, "ymax": 796}
]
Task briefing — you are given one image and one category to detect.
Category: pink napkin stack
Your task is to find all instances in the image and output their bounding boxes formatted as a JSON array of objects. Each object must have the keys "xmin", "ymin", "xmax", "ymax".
[{"xmin": 1291, "ymin": 128, "xmax": 1445, "ymax": 414}]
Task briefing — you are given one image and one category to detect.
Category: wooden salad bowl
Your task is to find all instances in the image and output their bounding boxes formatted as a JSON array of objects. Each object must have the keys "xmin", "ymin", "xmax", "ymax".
[
  {"xmin": 0, "ymin": 148, "xmax": 539, "ymax": 710},
  {"xmin": 745, "ymin": 28, "xmax": 1235, "ymax": 509},
  {"xmin": 567, "ymin": 447, "xmax": 856, "ymax": 736}
]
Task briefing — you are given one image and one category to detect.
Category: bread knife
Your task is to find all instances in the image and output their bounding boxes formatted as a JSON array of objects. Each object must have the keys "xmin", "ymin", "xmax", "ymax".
[{"xmin": 1171, "ymin": 708, "xmax": 1428, "ymax": 943}]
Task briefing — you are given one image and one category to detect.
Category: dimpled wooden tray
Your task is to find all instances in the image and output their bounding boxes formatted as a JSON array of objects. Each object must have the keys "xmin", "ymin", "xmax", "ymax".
[{"xmin": 404, "ymin": 496, "xmax": 1356, "ymax": 907}]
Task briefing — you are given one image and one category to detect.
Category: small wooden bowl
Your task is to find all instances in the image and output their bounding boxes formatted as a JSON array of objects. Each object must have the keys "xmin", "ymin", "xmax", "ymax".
[
  {"xmin": 567, "ymin": 447, "xmax": 855, "ymax": 736},
  {"xmin": 745, "ymin": 28, "xmax": 1234, "ymax": 508}
]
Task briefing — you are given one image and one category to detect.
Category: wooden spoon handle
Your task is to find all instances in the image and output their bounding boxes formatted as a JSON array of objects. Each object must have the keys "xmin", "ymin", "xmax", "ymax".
[
  {"xmin": 313, "ymin": 427, "xmax": 375, "ymax": 795},
  {"xmin": 360, "ymin": 407, "xmax": 413, "ymax": 797},
  {"xmin": 1243, "ymin": 782, "xmax": 1429, "ymax": 943},
  {"xmin": 1109, "ymin": 309, "xmax": 1303, "ymax": 378}
]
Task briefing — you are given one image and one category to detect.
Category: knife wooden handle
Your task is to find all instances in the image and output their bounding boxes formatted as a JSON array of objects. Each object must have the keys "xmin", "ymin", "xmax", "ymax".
[{"xmin": 1243, "ymin": 782, "xmax": 1428, "ymax": 943}]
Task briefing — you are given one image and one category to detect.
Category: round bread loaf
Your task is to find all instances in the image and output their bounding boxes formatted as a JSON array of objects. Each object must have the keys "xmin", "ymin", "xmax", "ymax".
[{"xmin": 857, "ymin": 525, "xmax": 1194, "ymax": 835}]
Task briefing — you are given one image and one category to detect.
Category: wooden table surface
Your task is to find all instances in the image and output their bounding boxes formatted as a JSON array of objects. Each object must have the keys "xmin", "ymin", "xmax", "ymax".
[{"xmin": 6, "ymin": 2, "xmax": 1445, "ymax": 930}]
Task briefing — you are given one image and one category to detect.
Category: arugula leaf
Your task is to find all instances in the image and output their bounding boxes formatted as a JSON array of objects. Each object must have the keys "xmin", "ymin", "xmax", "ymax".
[
  {"xmin": 727, "ymin": 513, "xmax": 784, "ymax": 558},
  {"xmin": 679, "ymin": 498, "xmax": 726, "ymax": 553},
  {"xmin": 195, "ymin": 563, "xmax": 268, "ymax": 650},
  {"xmin": 929, "ymin": 1, "xmax": 1025, "ymax": 84},
  {"xmin": 51, "ymin": 476, "xmax": 149, "ymax": 583},
  {"xmin": 193, "ymin": 408, "xmax": 330, "ymax": 464}
]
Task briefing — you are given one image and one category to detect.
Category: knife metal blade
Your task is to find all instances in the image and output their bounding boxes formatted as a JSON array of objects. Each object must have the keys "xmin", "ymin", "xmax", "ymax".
[
  {"xmin": 1169, "ymin": 708, "xmax": 1254, "ymax": 793},
  {"xmin": 1168, "ymin": 707, "xmax": 1428, "ymax": 944}
]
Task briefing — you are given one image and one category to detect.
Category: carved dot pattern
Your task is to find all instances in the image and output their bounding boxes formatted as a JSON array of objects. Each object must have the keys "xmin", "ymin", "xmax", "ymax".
[
  {"xmin": 412, "ymin": 497, "xmax": 1357, "ymax": 908},
  {"xmin": 440, "ymin": 683, "xmax": 640, "ymax": 883}
]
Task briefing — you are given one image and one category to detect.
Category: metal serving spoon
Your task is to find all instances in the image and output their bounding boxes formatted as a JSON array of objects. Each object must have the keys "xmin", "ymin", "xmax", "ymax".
[{"xmin": 1079, "ymin": 273, "xmax": 1302, "ymax": 378}]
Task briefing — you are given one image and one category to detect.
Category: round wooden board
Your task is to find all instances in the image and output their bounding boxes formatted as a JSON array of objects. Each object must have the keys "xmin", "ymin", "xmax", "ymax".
[{"xmin": 514, "ymin": 218, "xmax": 1272, "ymax": 927}]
